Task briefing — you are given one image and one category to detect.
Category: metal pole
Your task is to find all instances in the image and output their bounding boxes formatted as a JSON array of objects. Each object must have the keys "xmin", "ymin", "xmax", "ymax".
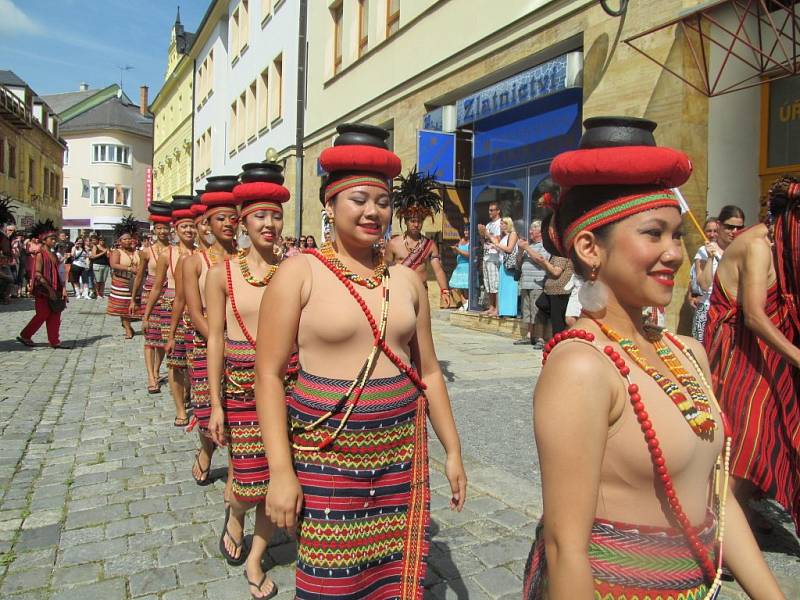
[{"xmin": 294, "ymin": 0, "xmax": 308, "ymax": 238}]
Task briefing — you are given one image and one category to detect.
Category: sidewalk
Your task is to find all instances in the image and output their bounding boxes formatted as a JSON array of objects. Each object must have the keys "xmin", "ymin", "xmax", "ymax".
[{"xmin": 0, "ymin": 299, "xmax": 795, "ymax": 599}]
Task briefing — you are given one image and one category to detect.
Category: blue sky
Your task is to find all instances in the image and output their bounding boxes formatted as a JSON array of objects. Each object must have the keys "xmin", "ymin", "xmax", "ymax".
[{"xmin": 0, "ymin": 0, "xmax": 208, "ymax": 102}]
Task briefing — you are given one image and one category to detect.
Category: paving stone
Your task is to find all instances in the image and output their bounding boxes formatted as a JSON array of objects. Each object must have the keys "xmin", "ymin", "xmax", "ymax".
[
  {"xmin": 128, "ymin": 566, "xmax": 178, "ymax": 597},
  {"xmin": 0, "ymin": 566, "xmax": 52, "ymax": 594},
  {"xmin": 60, "ymin": 525, "xmax": 105, "ymax": 546},
  {"xmin": 157, "ymin": 541, "xmax": 205, "ymax": 567},
  {"xmin": 20, "ymin": 509, "xmax": 62, "ymax": 529},
  {"xmin": 51, "ymin": 577, "xmax": 127, "ymax": 600},
  {"xmin": 6, "ymin": 547, "xmax": 57, "ymax": 572},
  {"xmin": 65, "ymin": 504, "xmax": 127, "ymax": 529},
  {"xmin": 128, "ymin": 498, "xmax": 168, "ymax": 517},
  {"xmin": 57, "ymin": 537, "xmax": 127, "ymax": 566},
  {"xmin": 105, "ymin": 517, "xmax": 146, "ymax": 539},
  {"xmin": 472, "ymin": 566, "xmax": 522, "ymax": 598},
  {"xmin": 470, "ymin": 536, "xmax": 532, "ymax": 569},
  {"xmin": 52, "ymin": 562, "xmax": 103, "ymax": 587},
  {"xmin": 104, "ymin": 550, "xmax": 157, "ymax": 577},
  {"xmin": 176, "ymin": 556, "xmax": 228, "ymax": 586}
]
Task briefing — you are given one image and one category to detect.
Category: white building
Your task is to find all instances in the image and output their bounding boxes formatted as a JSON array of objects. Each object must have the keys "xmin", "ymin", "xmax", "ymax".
[
  {"xmin": 192, "ymin": 0, "xmax": 301, "ymax": 228},
  {"xmin": 44, "ymin": 84, "xmax": 154, "ymax": 239}
]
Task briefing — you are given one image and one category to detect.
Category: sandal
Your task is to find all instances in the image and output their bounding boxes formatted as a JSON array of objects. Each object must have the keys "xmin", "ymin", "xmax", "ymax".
[
  {"xmin": 174, "ymin": 416, "xmax": 190, "ymax": 427},
  {"xmin": 219, "ymin": 507, "xmax": 249, "ymax": 566},
  {"xmin": 16, "ymin": 336, "xmax": 34, "ymax": 347},
  {"xmin": 192, "ymin": 450, "xmax": 213, "ymax": 486},
  {"xmin": 244, "ymin": 569, "xmax": 278, "ymax": 600},
  {"xmin": 147, "ymin": 385, "xmax": 161, "ymax": 394}
]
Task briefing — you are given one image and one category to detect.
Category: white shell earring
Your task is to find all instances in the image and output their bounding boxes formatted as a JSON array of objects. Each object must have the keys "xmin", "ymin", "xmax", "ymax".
[{"xmin": 578, "ymin": 264, "xmax": 608, "ymax": 312}]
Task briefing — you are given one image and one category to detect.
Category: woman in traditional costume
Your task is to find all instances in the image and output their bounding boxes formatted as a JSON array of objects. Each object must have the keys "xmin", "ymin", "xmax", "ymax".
[
  {"xmin": 107, "ymin": 216, "xmax": 141, "ymax": 339},
  {"xmin": 131, "ymin": 201, "xmax": 173, "ymax": 393},
  {"xmin": 206, "ymin": 162, "xmax": 289, "ymax": 599},
  {"xmin": 18, "ymin": 220, "xmax": 68, "ymax": 348},
  {"xmin": 522, "ymin": 117, "xmax": 784, "ymax": 600},
  {"xmin": 183, "ymin": 177, "xmax": 240, "ymax": 487},
  {"xmin": 257, "ymin": 123, "xmax": 467, "ymax": 599},
  {"xmin": 143, "ymin": 197, "xmax": 196, "ymax": 426},
  {"xmin": 703, "ymin": 176, "xmax": 800, "ymax": 535}
]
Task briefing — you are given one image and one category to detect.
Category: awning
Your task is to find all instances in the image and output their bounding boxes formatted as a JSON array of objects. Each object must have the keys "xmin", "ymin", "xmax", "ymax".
[{"xmin": 624, "ymin": 0, "xmax": 800, "ymax": 97}]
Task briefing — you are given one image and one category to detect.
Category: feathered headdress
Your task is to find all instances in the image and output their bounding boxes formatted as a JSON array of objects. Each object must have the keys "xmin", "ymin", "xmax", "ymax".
[
  {"xmin": 392, "ymin": 166, "xmax": 442, "ymax": 221},
  {"xmin": 0, "ymin": 198, "xmax": 16, "ymax": 226},
  {"xmin": 30, "ymin": 219, "xmax": 57, "ymax": 240},
  {"xmin": 113, "ymin": 215, "xmax": 139, "ymax": 238}
]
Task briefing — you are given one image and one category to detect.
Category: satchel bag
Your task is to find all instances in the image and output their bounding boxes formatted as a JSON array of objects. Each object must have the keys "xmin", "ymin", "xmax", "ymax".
[
  {"xmin": 503, "ymin": 243, "xmax": 520, "ymax": 271},
  {"xmin": 47, "ymin": 296, "xmax": 67, "ymax": 313}
]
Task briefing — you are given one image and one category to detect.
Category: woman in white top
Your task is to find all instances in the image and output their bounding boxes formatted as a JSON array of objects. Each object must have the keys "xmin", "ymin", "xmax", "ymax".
[{"xmin": 71, "ymin": 239, "xmax": 91, "ymax": 299}]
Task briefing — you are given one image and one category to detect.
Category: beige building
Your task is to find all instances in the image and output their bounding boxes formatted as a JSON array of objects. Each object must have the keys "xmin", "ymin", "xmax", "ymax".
[
  {"xmin": 44, "ymin": 85, "xmax": 154, "ymax": 238},
  {"xmin": 301, "ymin": 0, "xmax": 797, "ymax": 330},
  {"xmin": 151, "ymin": 9, "xmax": 196, "ymax": 203},
  {"xmin": 0, "ymin": 70, "xmax": 64, "ymax": 227}
]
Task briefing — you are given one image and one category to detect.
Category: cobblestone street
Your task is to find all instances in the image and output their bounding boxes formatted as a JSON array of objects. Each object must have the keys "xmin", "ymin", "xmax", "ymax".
[{"xmin": 0, "ymin": 298, "xmax": 797, "ymax": 599}]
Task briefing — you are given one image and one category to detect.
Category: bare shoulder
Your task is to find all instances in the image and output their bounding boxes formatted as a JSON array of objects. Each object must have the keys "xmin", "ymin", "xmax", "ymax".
[
  {"xmin": 536, "ymin": 340, "xmax": 619, "ymax": 411},
  {"xmin": 275, "ymin": 254, "xmax": 311, "ymax": 280}
]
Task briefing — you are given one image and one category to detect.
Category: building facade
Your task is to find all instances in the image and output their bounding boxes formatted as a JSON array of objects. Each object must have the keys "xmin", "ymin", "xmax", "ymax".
[
  {"xmin": 190, "ymin": 0, "xmax": 302, "ymax": 229},
  {"xmin": 151, "ymin": 10, "xmax": 196, "ymax": 203},
  {"xmin": 44, "ymin": 85, "xmax": 154, "ymax": 238},
  {"xmin": 300, "ymin": 0, "xmax": 791, "ymax": 329},
  {"xmin": 0, "ymin": 70, "xmax": 65, "ymax": 228}
]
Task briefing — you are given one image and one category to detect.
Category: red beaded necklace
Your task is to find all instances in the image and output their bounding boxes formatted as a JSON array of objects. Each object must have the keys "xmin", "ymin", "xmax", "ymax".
[
  {"xmin": 291, "ymin": 249, "xmax": 427, "ymax": 452},
  {"xmin": 223, "ymin": 252, "xmax": 278, "ymax": 347},
  {"xmin": 542, "ymin": 326, "xmax": 731, "ymax": 591}
]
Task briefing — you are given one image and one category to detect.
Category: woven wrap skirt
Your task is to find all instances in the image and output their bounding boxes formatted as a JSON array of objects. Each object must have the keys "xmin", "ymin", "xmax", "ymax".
[
  {"xmin": 143, "ymin": 274, "xmax": 165, "ymax": 348},
  {"xmin": 288, "ymin": 370, "xmax": 430, "ymax": 599},
  {"xmin": 224, "ymin": 339, "xmax": 269, "ymax": 502},
  {"xmin": 155, "ymin": 287, "xmax": 175, "ymax": 350},
  {"xmin": 523, "ymin": 514, "xmax": 719, "ymax": 600},
  {"xmin": 165, "ymin": 310, "xmax": 189, "ymax": 369},
  {"xmin": 189, "ymin": 329, "xmax": 211, "ymax": 434},
  {"xmin": 107, "ymin": 271, "xmax": 140, "ymax": 319}
]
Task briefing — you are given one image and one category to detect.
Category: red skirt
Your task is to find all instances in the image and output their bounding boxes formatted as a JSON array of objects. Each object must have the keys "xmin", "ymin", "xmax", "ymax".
[
  {"xmin": 143, "ymin": 274, "xmax": 164, "ymax": 348},
  {"xmin": 107, "ymin": 271, "xmax": 140, "ymax": 319},
  {"xmin": 189, "ymin": 330, "xmax": 211, "ymax": 434},
  {"xmin": 704, "ymin": 276, "xmax": 800, "ymax": 533}
]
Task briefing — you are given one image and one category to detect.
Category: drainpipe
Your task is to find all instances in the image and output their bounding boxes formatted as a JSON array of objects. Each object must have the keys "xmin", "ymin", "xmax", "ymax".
[
  {"xmin": 190, "ymin": 58, "xmax": 197, "ymax": 192},
  {"xmin": 294, "ymin": 0, "xmax": 308, "ymax": 238}
]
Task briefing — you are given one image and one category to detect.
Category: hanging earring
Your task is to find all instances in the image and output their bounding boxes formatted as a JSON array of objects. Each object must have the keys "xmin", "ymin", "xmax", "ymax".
[
  {"xmin": 578, "ymin": 263, "xmax": 608, "ymax": 312},
  {"xmin": 237, "ymin": 230, "xmax": 251, "ymax": 249}
]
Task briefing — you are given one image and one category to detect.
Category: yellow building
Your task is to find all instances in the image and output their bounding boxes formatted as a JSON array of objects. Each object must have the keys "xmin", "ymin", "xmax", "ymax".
[
  {"xmin": 0, "ymin": 70, "xmax": 65, "ymax": 227},
  {"xmin": 151, "ymin": 9, "xmax": 196, "ymax": 202}
]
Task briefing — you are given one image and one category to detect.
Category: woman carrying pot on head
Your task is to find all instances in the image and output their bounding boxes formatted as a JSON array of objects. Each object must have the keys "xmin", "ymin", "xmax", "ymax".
[
  {"xmin": 256, "ymin": 123, "xmax": 467, "ymax": 598},
  {"xmin": 522, "ymin": 117, "xmax": 784, "ymax": 600},
  {"xmin": 143, "ymin": 197, "xmax": 196, "ymax": 427},
  {"xmin": 107, "ymin": 216, "xmax": 141, "ymax": 339},
  {"xmin": 206, "ymin": 162, "xmax": 291, "ymax": 599},
  {"xmin": 182, "ymin": 179, "xmax": 240, "ymax": 490}
]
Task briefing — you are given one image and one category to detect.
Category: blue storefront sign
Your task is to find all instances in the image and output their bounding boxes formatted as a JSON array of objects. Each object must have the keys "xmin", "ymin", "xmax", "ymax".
[
  {"xmin": 417, "ymin": 130, "xmax": 456, "ymax": 184},
  {"xmin": 457, "ymin": 53, "xmax": 572, "ymax": 127},
  {"xmin": 423, "ymin": 107, "xmax": 444, "ymax": 131}
]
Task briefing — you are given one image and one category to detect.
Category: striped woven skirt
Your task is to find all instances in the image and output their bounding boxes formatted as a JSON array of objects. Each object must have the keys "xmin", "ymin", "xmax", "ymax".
[
  {"xmin": 107, "ymin": 271, "xmax": 140, "ymax": 319},
  {"xmin": 289, "ymin": 370, "xmax": 430, "ymax": 599},
  {"xmin": 189, "ymin": 329, "xmax": 211, "ymax": 434},
  {"xmin": 523, "ymin": 514, "xmax": 718, "ymax": 600},
  {"xmin": 224, "ymin": 339, "xmax": 269, "ymax": 502},
  {"xmin": 155, "ymin": 287, "xmax": 175, "ymax": 348},
  {"xmin": 165, "ymin": 311, "xmax": 189, "ymax": 369},
  {"xmin": 143, "ymin": 274, "xmax": 164, "ymax": 348}
]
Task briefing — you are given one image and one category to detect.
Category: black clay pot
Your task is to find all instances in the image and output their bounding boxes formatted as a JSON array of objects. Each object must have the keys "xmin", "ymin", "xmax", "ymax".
[
  {"xmin": 205, "ymin": 175, "xmax": 240, "ymax": 192},
  {"xmin": 171, "ymin": 195, "xmax": 195, "ymax": 210},
  {"xmin": 239, "ymin": 161, "xmax": 284, "ymax": 184},
  {"xmin": 334, "ymin": 123, "xmax": 390, "ymax": 148},
  {"xmin": 579, "ymin": 116, "xmax": 657, "ymax": 149},
  {"xmin": 149, "ymin": 201, "xmax": 172, "ymax": 217},
  {"xmin": 194, "ymin": 189, "xmax": 205, "ymax": 199}
]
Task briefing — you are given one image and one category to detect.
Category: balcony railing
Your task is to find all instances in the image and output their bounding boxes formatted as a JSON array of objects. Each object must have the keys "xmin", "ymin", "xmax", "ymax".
[{"xmin": 0, "ymin": 86, "xmax": 32, "ymax": 129}]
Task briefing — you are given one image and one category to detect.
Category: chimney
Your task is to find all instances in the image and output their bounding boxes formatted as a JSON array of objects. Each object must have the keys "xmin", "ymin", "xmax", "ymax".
[
  {"xmin": 139, "ymin": 85, "xmax": 148, "ymax": 116},
  {"xmin": 79, "ymin": 82, "xmax": 88, "ymax": 91}
]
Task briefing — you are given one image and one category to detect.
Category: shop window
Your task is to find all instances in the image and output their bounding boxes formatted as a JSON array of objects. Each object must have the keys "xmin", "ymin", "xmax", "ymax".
[
  {"xmin": 63, "ymin": 187, "xmax": 68, "ymax": 207},
  {"xmin": 358, "ymin": 0, "xmax": 369, "ymax": 57},
  {"xmin": 272, "ymin": 54, "xmax": 283, "ymax": 122},
  {"xmin": 386, "ymin": 0, "xmax": 399, "ymax": 38},
  {"xmin": 332, "ymin": 3, "xmax": 343, "ymax": 75},
  {"xmin": 8, "ymin": 144, "xmax": 16, "ymax": 178},
  {"xmin": 0, "ymin": 137, "xmax": 4, "ymax": 174}
]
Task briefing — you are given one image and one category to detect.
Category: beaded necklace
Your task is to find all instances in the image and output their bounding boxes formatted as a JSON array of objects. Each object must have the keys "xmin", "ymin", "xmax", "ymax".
[
  {"xmin": 542, "ymin": 326, "xmax": 731, "ymax": 595},
  {"xmin": 237, "ymin": 249, "xmax": 277, "ymax": 287},
  {"xmin": 291, "ymin": 249, "xmax": 427, "ymax": 452},
  {"xmin": 591, "ymin": 319, "xmax": 715, "ymax": 436},
  {"xmin": 317, "ymin": 241, "xmax": 387, "ymax": 288},
  {"xmin": 224, "ymin": 252, "xmax": 278, "ymax": 347}
]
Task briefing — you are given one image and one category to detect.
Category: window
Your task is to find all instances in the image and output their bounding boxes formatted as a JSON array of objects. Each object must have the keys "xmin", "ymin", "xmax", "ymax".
[
  {"xmin": 332, "ymin": 3, "xmax": 343, "ymax": 75},
  {"xmin": 246, "ymin": 81, "xmax": 257, "ymax": 141},
  {"xmin": 257, "ymin": 68, "xmax": 269, "ymax": 131},
  {"xmin": 63, "ymin": 187, "xmax": 68, "ymax": 207},
  {"xmin": 358, "ymin": 0, "xmax": 369, "ymax": 57},
  {"xmin": 92, "ymin": 144, "xmax": 131, "ymax": 165},
  {"xmin": 64, "ymin": 146, "xmax": 69, "ymax": 165},
  {"xmin": 240, "ymin": 1, "xmax": 250, "ymax": 53},
  {"xmin": 0, "ymin": 137, "xmax": 4, "ymax": 174},
  {"xmin": 8, "ymin": 144, "xmax": 16, "ymax": 178},
  {"xmin": 91, "ymin": 184, "xmax": 131, "ymax": 206},
  {"xmin": 231, "ymin": 7, "xmax": 240, "ymax": 60},
  {"xmin": 43, "ymin": 167, "xmax": 49, "ymax": 196},
  {"xmin": 51, "ymin": 171, "xmax": 57, "ymax": 199},
  {"xmin": 272, "ymin": 54, "xmax": 283, "ymax": 122},
  {"xmin": 28, "ymin": 158, "xmax": 34, "ymax": 190},
  {"xmin": 237, "ymin": 91, "xmax": 246, "ymax": 147},
  {"xmin": 386, "ymin": 0, "xmax": 399, "ymax": 37},
  {"xmin": 261, "ymin": 0, "xmax": 271, "ymax": 23},
  {"xmin": 229, "ymin": 101, "xmax": 238, "ymax": 154},
  {"xmin": 207, "ymin": 50, "xmax": 214, "ymax": 96}
]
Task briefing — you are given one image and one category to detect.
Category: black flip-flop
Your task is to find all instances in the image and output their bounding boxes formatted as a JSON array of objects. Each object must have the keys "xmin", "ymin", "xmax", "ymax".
[
  {"xmin": 219, "ymin": 506, "xmax": 249, "ymax": 566},
  {"xmin": 147, "ymin": 385, "xmax": 161, "ymax": 394},
  {"xmin": 192, "ymin": 450, "xmax": 213, "ymax": 486},
  {"xmin": 16, "ymin": 336, "xmax": 35, "ymax": 347},
  {"xmin": 244, "ymin": 569, "xmax": 278, "ymax": 599},
  {"xmin": 174, "ymin": 416, "xmax": 190, "ymax": 427}
]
